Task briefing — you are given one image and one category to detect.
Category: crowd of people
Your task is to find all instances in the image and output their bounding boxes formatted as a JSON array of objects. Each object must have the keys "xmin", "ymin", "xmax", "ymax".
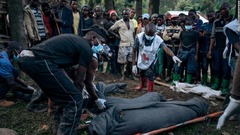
[{"xmin": 1, "ymin": 0, "xmax": 240, "ymax": 134}]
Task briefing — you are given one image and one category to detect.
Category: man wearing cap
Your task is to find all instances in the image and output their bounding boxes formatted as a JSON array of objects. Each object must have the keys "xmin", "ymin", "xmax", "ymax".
[
  {"xmin": 0, "ymin": 41, "xmax": 37, "ymax": 107},
  {"xmin": 163, "ymin": 16, "xmax": 182, "ymax": 82},
  {"xmin": 136, "ymin": 13, "xmax": 150, "ymax": 34},
  {"xmin": 18, "ymin": 32, "xmax": 106, "ymax": 134}
]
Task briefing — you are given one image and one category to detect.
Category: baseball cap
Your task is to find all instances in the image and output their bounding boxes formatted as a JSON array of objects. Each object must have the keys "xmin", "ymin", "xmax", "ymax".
[{"xmin": 142, "ymin": 13, "xmax": 150, "ymax": 19}]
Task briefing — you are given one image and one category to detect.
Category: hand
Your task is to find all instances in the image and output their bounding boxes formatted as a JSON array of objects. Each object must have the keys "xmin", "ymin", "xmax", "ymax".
[
  {"xmin": 132, "ymin": 65, "xmax": 138, "ymax": 75},
  {"xmin": 82, "ymin": 89, "xmax": 89, "ymax": 99},
  {"xmin": 95, "ymin": 98, "xmax": 106, "ymax": 110},
  {"xmin": 207, "ymin": 51, "xmax": 212, "ymax": 59},
  {"xmin": 172, "ymin": 56, "xmax": 182, "ymax": 63},
  {"xmin": 167, "ymin": 33, "xmax": 173, "ymax": 37}
]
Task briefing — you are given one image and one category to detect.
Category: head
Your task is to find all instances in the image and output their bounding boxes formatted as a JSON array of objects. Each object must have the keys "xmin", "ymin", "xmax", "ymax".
[
  {"xmin": 60, "ymin": 0, "xmax": 68, "ymax": 7},
  {"xmin": 151, "ymin": 13, "xmax": 158, "ymax": 24},
  {"xmin": 207, "ymin": 11, "xmax": 216, "ymax": 23},
  {"xmin": 171, "ymin": 16, "xmax": 179, "ymax": 26},
  {"xmin": 30, "ymin": 0, "xmax": 40, "ymax": 7},
  {"xmin": 144, "ymin": 23, "xmax": 156, "ymax": 41},
  {"xmin": 137, "ymin": 15, "xmax": 142, "ymax": 24},
  {"xmin": 82, "ymin": 6, "xmax": 89, "ymax": 16},
  {"xmin": 5, "ymin": 41, "xmax": 21, "ymax": 60},
  {"xmin": 109, "ymin": 10, "xmax": 117, "ymax": 21},
  {"xmin": 185, "ymin": 17, "xmax": 194, "ymax": 30},
  {"xmin": 188, "ymin": 9, "xmax": 197, "ymax": 20},
  {"xmin": 129, "ymin": 8, "xmax": 136, "ymax": 19},
  {"xmin": 70, "ymin": 0, "xmax": 78, "ymax": 11},
  {"xmin": 84, "ymin": 25, "xmax": 107, "ymax": 46},
  {"xmin": 157, "ymin": 14, "xmax": 164, "ymax": 26},
  {"xmin": 122, "ymin": 9, "xmax": 130, "ymax": 21},
  {"xmin": 142, "ymin": 13, "xmax": 150, "ymax": 25},
  {"xmin": 42, "ymin": 2, "xmax": 50, "ymax": 15},
  {"xmin": 94, "ymin": 5, "xmax": 102, "ymax": 18},
  {"xmin": 220, "ymin": 2, "xmax": 231, "ymax": 18}
]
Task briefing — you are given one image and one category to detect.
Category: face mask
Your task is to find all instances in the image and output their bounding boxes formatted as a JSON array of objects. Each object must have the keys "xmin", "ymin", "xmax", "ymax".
[
  {"xmin": 145, "ymin": 34, "xmax": 154, "ymax": 41},
  {"xmin": 92, "ymin": 38, "xmax": 103, "ymax": 53},
  {"xmin": 13, "ymin": 54, "xmax": 19, "ymax": 61},
  {"xmin": 185, "ymin": 25, "xmax": 192, "ymax": 30}
]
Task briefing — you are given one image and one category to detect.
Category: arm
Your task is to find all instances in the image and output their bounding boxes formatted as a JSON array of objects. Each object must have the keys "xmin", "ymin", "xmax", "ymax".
[
  {"xmin": 208, "ymin": 21, "xmax": 216, "ymax": 58},
  {"xmin": 132, "ymin": 37, "xmax": 140, "ymax": 65},
  {"xmin": 84, "ymin": 57, "xmax": 98, "ymax": 101},
  {"xmin": 5, "ymin": 77, "xmax": 34, "ymax": 94},
  {"xmin": 162, "ymin": 43, "xmax": 174, "ymax": 57},
  {"xmin": 172, "ymin": 28, "xmax": 182, "ymax": 39},
  {"xmin": 162, "ymin": 28, "xmax": 172, "ymax": 41},
  {"xmin": 74, "ymin": 65, "xmax": 87, "ymax": 91},
  {"xmin": 61, "ymin": 9, "xmax": 73, "ymax": 27}
]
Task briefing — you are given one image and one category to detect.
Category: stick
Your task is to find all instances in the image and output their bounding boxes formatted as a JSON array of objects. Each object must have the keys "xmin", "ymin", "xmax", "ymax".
[
  {"xmin": 136, "ymin": 111, "xmax": 223, "ymax": 135},
  {"xmin": 52, "ymin": 12, "xmax": 61, "ymax": 35},
  {"xmin": 154, "ymin": 80, "xmax": 171, "ymax": 87}
]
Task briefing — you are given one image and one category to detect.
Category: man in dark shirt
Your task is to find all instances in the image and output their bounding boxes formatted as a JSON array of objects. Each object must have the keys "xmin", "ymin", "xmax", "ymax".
[
  {"xmin": 208, "ymin": 3, "xmax": 233, "ymax": 93},
  {"xmin": 17, "ymin": 33, "xmax": 104, "ymax": 135}
]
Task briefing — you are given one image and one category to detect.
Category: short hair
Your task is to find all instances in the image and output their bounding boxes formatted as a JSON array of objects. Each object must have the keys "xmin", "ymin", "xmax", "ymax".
[{"xmin": 189, "ymin": 9, "xmax": 197, "ymax": 14}]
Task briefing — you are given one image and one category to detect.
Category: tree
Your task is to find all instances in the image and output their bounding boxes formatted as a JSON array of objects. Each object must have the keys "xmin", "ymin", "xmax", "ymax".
[
  {"xmin": 135, "ymin": 0, "xmax": 142, "ymax": 18},
  {"xmin": 8, "ymin": 0, "xmax": 27, "ymax": 49},
  {"xmin": 148, "ymin": 0, "xmax": 160, "ymax": 15},
  {"xmin": 104, "ymin": 0, "xmax": 115, "ymax": 11}
]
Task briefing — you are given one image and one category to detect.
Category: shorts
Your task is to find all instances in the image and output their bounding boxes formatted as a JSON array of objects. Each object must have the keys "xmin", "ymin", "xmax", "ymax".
[{"xmin": 117, "ymin": 46, "xmax": 132, "ymax": 64}]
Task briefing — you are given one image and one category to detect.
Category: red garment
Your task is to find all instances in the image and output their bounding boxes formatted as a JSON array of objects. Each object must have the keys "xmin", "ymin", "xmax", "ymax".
[{"xmin": 43, "ymin": 14, "xmax": 53, "ymax": 37}]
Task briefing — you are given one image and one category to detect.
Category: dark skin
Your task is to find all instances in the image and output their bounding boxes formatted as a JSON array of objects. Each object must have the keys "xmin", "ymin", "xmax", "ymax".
[
  {"xmin": 132, "ymin": 23, "xmax": 175, "ymax": 66},
  {"xmin": 4, "ymin": 49, "xmax": 35, "ymax": 94}
]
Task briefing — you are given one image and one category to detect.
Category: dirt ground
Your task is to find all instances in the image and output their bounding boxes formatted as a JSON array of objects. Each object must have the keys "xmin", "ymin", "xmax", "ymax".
[{"xmin": 0, "ymin": 71, "xmax": 240, "ymax": 135}]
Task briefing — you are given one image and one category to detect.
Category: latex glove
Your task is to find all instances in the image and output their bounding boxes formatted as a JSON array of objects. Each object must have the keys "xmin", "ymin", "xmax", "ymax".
[
  {"xmin": 172, "ymin": 56, "xmax": 182, "ymax": 64},
  {"xmin": 217, "ymin": 97, "xmax": 240, "ymax": 129},
  {"xmin": 95, "ymin": 98, "xmax": 106, "ymax": 110},
  {"xmin": 132, "ymin": 65, "xmax": 138, "ymax": 75},
  {"xmin": 82, "ymin": 89, "xmax": 89, "ymax": 99}
]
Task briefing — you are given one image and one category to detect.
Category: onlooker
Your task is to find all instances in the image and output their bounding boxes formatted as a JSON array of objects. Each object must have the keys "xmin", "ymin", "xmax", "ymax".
[
  {"xmin": 136, "ymin": 13, "xmax": 150, "ymax": 34},
  {"xmin": 42, "ymin": 2, "xmax": 53, "ymax": 38},
  {"xmin": 173, "ymin": 18, "xmax": 199, "ymax": 84},
  {"xmin": 198, "ymin": 11, "xmax": 215, "ymax": 85},
  {"xmin": 132, "ymin": 23, "xmax": 181, "ymax": 92},
  {"xmin": 208, "ymin": 3, "xmax": 233, "ymax": 94},
  {"xmin": 188, "ymin": 9, "xmax": 203, "ymax": 32},
  {"xmin": 51, "ymin": 0, "xmax": 73, "ymax": 35},
  {"xmin": 71, "ymin": 0, "xmax": 81, "ymax": 35},
  {"xmin": 129, "ymin": 8, "xmax": 138, "ymax": 36},
  {"xmin": 163, "ymin": 16, "xmax": 182, "ymax": 82},
  {"xmin": 80, "ymin": 5, "xmax": 94, "ymax": 36},
  {"xmin": 24, "ymin": 0, "xmax": 48, "ymax": 47},
  {"xmin": 108, "ymin": 9, "xmax": 135, "ymax": 81}
]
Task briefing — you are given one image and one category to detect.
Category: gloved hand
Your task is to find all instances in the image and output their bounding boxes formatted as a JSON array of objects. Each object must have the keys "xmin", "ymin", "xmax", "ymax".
[
  {"xmin": 132, "ymin": 65, "xmax": 138, "ymax": 75},
  {"xmin": 217, "ymin": 97, "xmax": 240, "ymax": 129},
  {"xmin": 172, "ymin": 56, "xmax": 182, "ymax": 64},
  {"xmin": 95, "ymin": 98, "xmax": 106, "ymax": 110},
  {"xmin": 82, "ymin": 89, "xmax": 89, "ymax": 99}
]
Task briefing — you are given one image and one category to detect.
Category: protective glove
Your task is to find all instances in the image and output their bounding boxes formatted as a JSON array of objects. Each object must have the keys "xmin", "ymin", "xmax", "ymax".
[
  {"xmin": 132, "ymin": 65, "xmax": 138, "ymax": 75},
  {"xmin": 95, "ymin": 98, "xmax": 106, "ymax": 110},
  {"xmin": 172, "ymin": 56, "xmax": 182, "ymax": 64},
  {"xmin": 82, "ymin": 89, "xmax": 89, "ymax": 99},
  {"xmin": 217, "ymin": 97, "xmax": 240, "ymax": 129}
]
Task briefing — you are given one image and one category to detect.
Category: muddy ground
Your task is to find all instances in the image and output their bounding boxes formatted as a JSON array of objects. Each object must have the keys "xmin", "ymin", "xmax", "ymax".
[{"xmin": 0, "ymin": 71, "xmax": 240, "ymax": 135}]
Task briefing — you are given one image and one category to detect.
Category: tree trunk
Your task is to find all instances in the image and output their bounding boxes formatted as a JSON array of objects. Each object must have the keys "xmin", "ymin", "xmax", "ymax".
[
  {"xmin": 148, "ymin": 0, "xmax": 160, "ymax": 15},
  {"xmin": 104, "ymin": 0, "xmax": 114, "ymax": 11},
  {"xmin": 135, "ymin": 0, "xmax": 142, "ymax": 19},
  {"xmin": 8, "ymin": 0, "xmax": 28, "ymax": 49}
]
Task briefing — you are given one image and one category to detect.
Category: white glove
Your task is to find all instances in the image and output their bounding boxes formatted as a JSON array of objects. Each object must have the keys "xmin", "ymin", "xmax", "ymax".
[
  {"xmin": 95, "ymin": 98, "xmax": 106, "ymax": 110},
  {"xmin": 82, "ymin": 89, "xmax": 89, "ymax": 99},
  {"xmin": 217, "ymin": 97, "xmax": 240, "ymax": 129},
  {"xmin": 132, "ymin": 65, "xmax": 138, "ymax": 75},
  {"xmin": 172, "ymin": 56, "xmax": 182, "ymax": 64}
]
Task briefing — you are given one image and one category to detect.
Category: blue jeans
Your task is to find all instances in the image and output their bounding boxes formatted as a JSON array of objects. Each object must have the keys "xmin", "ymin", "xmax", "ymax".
[{"xmin": 18, "ymin": 57, "xmax": 82, "ymax": 135}]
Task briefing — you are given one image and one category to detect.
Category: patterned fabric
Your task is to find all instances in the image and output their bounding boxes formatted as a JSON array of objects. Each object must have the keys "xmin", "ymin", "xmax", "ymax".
[{"xmin": 31, "ymin": 8, "xmax": 46, "ymax": 38}]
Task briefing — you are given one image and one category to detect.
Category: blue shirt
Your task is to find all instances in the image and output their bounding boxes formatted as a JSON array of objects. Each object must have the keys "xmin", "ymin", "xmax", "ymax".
[
  {"xmin": 199, "ymin": 22, "xmax": 213, "ymax": 52},
  {"xmin": 0, "ymin": 51, "xmax": 15, "ymax": 78}
]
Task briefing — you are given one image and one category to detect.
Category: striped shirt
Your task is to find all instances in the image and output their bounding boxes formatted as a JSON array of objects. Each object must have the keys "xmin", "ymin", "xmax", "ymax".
[{"xmin": 31, "ymin": 8, "xmax": 46, "ymax": 38}]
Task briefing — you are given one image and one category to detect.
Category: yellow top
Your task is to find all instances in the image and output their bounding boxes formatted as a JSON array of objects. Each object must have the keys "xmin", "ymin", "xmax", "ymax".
[{"xmin": 73, "ymin": 12, "xmax": 80, "ymax": 35}]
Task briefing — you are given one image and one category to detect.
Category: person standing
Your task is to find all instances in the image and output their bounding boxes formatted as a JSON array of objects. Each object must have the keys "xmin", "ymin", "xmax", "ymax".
[
  {"xmin": 24, "ymin": 0, "xmax": 48, "ymax": 47},
  {"xmin": 208, "ymin": 3, "xmax": 233, "ymax": 94},
  {"xmin": 132, "ymin": 23, "xmax": 181, "ymax": 92},
  {"xmin": 70, "ymin": 0, "xmax": 81, "ymax": 36},
  {"xmin": 108, "ymin": 9, "xmax": 135, "ymax": 81}
]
